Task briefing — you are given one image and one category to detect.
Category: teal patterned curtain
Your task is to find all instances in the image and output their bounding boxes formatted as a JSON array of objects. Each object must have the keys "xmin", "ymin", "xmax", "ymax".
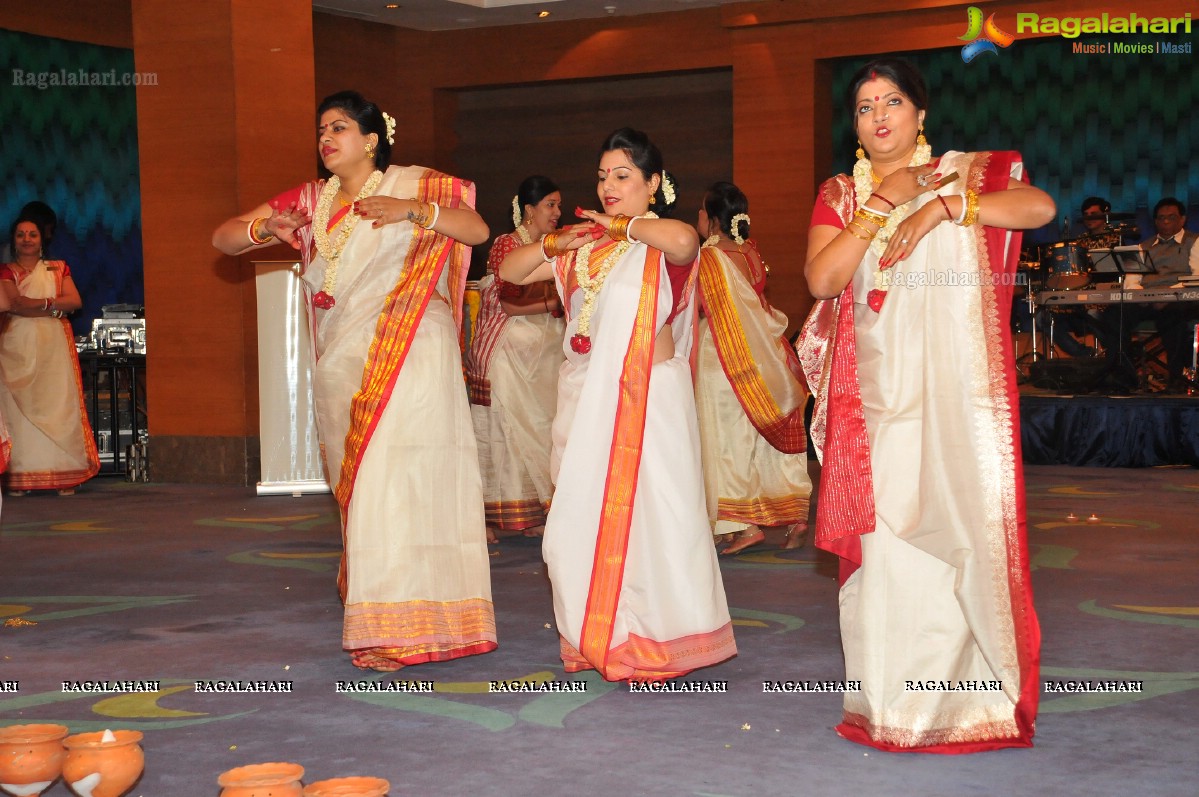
[
  {"xmin": 829, "ymin": 35, "xmax": 1197, "ymax": 246},
  {"xmin": 1, "ymin": 29, "xmax": 143, "ymax": 336}
]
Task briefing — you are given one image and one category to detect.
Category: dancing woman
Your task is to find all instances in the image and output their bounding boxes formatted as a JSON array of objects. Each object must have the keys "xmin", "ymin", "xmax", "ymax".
[
  {"xmin": 694, "ymin": 182, "xmax": 811, "ymax": 555},
  {"xmin": 466, "ymin": 176, "xmax": 565, "ymax": 538},
  {"xmin": 799, "ymin": 58, "xmax": 1053, "ymax": 751},
  {"xmin": 500, "ymin": 128, "xmax": 736, "ymax": 681},
  {"xmin": 214, "ymin": 90, "xmax": 497, "ymax": 671}
]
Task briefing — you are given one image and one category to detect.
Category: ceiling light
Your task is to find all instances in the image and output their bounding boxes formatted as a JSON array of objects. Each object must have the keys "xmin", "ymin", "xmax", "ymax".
[{"xmin": 538, "ymin": 10, "xmax": 550, "ymax": 17}]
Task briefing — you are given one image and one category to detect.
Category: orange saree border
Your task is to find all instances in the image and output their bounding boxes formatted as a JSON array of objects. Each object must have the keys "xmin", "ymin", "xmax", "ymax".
[
  {"xmin": 344, "ymin": 597, "xmax": 498, "ymax": 664},
  {"xmin": 716, "ymin": 495, "xmax": 809, "ymax": 527},
  {"xmin": 697, "ymin": 248, "xmax": 806, "ymax": 454},
  {"xmin": 484, "ymin": 498, "xmax": 546, "ymax": 530},
  {"xmin": 561, "ymin": 621, "xmax": 737, "ymax": 681},
  {"xmin": 334, "ymin": 170, "xmax": 470, "ymax": 601},
  {"xmin": 5, "ymin": 318, "xmax": 100, "ymax": 489},
  {"xmin": 576, "ymin": 247, "xmax": 660, "ymax": 679}
]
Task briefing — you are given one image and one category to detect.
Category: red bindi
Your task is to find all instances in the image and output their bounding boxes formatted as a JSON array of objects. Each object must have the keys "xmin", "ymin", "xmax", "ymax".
[{"xmin": 874, "ymin": 96, "xmax": 879, "ymax": 101}]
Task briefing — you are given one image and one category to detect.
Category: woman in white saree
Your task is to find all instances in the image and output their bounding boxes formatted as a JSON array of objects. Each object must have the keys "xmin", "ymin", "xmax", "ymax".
[
  {"xmin": 0, "ymin": 209, "xmax": 99, "ymax": 496},
  {"xmin": 214, "ymin": 91, "xmax": 497, "ymax": 672},
  {"xmin": 500, "ymin": 128, "xmax": 736, "ymax": 682},
  {"xmin": 800, "ymin": 58, "xmax": 1053, "ymax": 751},
  {"xmin": 693, "ymin": 182, "xmax": 811, "ymax": 555},
  {"xmin": 467, "ymin": 176, "xmax": 565, "ymax": 540}
]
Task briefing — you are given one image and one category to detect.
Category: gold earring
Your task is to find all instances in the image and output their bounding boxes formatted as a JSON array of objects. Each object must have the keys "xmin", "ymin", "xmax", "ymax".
[
  {"xmin": 917, "ymin": 125, "xmax": 927, "ymax": 148},
  {"xmin": 365, "ymin": 142, "xmax": 376, "ymax": 157},
  {"xmin": 856, "ymin": 141, "xmax": 865, "ymax": 160}
]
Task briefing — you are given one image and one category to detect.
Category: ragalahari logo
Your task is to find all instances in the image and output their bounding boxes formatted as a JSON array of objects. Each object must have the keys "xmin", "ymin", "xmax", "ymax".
[{"xmin": 959, "ymin": 6, "xmax": 1015, "ymax": 62}]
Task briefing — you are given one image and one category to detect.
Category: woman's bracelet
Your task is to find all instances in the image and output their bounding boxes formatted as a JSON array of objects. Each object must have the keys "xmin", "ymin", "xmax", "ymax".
[
  {"xmin": 43, "ymin": 298, "xmax": 52, "ymax": 311},
  {"xmin": 625, "ymin": 215, "xmax": 642, "ymax": 244},
  {"xmin": 954, "ymin": 192, "xmax": 970, "ymax": 225},
  {"xmin": 956, "ymin": 190, "xmax": 980, "ymax": 227},
  {"xmin": 248, "ymin": 217, "xmax": 274, "ymax": 245},
  {"xmin": 541, "ymin": 232, "xmax": 560, "ymax": 261},
  {"xmin": 419, "ymin": 202, "xmax": 440, "ymax": 230},
  {"xmin": 608, "ymin": 214, "xmax": 632, "ymax": 242},
  {"xmin": 854, "ymin": 207, "xmax": 889, "ymax": 228},
  {"xmin": 543, "ymin": 297, "xmax": 550, "ymax": 313},
  {"xmin": 936, "ymin": 195, "xmax": 953, "ymax": 221},
  {"xmin": 845, "ymin": 221, "xmax": 875, "ymax": 241},
  {"xmin": 869, "ymin": 192, "xmax": 896, "ymax": 211}
]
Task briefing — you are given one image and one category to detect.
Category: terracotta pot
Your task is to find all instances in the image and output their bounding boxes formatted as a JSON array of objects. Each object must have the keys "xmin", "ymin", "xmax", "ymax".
[
  {"xmin": 217, "ymin": 762, "xmax": 305, "ymax": 797},
  {"xmin": 0, "ymin": 724, "xmax": 70, "ymax": 796},
  {"xmin": 61, "ymin": 730, "xmax": 144, "ymax": 797},
  {"xmin": 303, "ymin": 776, "xmax": 390, "ymax": 796}
]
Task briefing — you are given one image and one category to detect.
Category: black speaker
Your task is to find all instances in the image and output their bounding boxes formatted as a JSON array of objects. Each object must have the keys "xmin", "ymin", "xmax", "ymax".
[{"xmin": 1029, "ymin": 358, "xmax": 1112, "ymax": 392}]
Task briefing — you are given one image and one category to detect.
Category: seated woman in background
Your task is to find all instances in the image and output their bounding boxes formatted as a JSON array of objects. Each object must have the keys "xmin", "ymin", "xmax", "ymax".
[
  {"xmin": 0, "ymin": 206, "xmax": 99, "ymax": 496},
  {"xmin": 467, "ymin": 175, "xmax": 565, "ymax": 542},
  {"xmin": 693, "ymin": 181, "xmax": 811, "ymax": 555}
]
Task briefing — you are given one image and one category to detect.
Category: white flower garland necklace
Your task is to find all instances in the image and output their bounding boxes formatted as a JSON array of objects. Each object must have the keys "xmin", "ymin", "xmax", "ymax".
[
  {"xmin": 572, "ymin": 211, "xmax": 658, "ymax": 349},
  {"xmin": 312, "ymin": 169, "xmax": 384, "ymax": 306},
  {"xmin": 514, "ymin": 223, "xmax": 533, "ymax": 245},
  {"xmin": 851, "ymin": 141, "xmax": 931, "ymax": 258}
]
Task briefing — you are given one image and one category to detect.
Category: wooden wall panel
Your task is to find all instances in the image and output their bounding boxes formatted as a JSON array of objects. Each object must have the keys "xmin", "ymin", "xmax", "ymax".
[
  {"xmin": 133, "ymin": 0, "xmax": 314, "ymax": 481},
  {"xmin": 1, "ymin": 0, "xmax": 132, "ymax": 48},
  {"xmin": 453, "ymin": 70, "xmax": 733, "ymax": 277}
]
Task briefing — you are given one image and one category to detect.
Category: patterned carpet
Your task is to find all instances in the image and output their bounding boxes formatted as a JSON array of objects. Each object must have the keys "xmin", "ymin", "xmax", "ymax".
[{"xmin": 1, "ymin": 465, "xmax": 1195, "ymax": 796}]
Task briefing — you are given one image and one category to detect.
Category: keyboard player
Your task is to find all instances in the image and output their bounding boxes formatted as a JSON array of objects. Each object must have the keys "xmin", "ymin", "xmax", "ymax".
[{"xmin": 1098, "ymin": 198, "xmax": 1199, "ymax": 391}]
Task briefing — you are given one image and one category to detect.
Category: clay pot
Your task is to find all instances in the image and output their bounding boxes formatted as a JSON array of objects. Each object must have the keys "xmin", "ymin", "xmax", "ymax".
[
  {"xmin": 0, "ymin": 724, "xmax": 70, "ymax": 796},
  {"xmin": 61, "ymin": 730, "xmax": 144, "ymax": 797},
  {"xmin": 217, "ymin": 762, "xmax": 305, "ymax": 797},
  {"xmin": 303, "ymin": 776, "xmax": 390, "ymax": 796}
]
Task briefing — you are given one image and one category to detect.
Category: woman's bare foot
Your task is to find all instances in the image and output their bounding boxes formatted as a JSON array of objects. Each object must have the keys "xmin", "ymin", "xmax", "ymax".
[
  {"xmin": 486, "ymin": 528, "xmax": 499, "ymax": 544},
  {"xmin": 781, "ymin": 522, "xmax": 808, "ymax": 550},
  {"xmin": 522, "ymin": 525, "xmax": 545, "ymax": 538},
  {"xmin": 720, "ymin": 527, "xmax": 765, "ymax": 556}
]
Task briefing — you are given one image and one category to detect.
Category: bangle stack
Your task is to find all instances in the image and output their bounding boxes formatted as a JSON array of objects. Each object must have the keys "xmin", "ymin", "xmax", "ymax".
[
  {"xmin": 541, "ymin": 232, "xmax": 562, "ymax": 262},
  {"xmin": 846, "ymin": 205, "xmax": 889, "ymax": 242},
  {"xmin": 846, "ymin": 221, "xmax": 876, "ymax": 241},
  {"xmin": 608, "ymin": 214, "xmax": 645, "ymax": 244},
  {"xmin": 608, "ymin": 214, "xmax": 632, "ymax": 242},
  {"xmin": 411, "ymin": 201, "xmax": 441, "ymax": 230},
  {"xmin": 248, "ymin": 217, "xmax": 274, "ymax": 245},
  {"xmin": 956, "ymin": 190, "xmax": 980, "ymax": 227}
]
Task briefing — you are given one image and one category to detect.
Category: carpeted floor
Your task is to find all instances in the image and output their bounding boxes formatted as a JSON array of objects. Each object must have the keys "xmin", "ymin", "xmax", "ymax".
[{"xmin": 1, "ymin": 464, "xmax": 1196, "ymax": 796}]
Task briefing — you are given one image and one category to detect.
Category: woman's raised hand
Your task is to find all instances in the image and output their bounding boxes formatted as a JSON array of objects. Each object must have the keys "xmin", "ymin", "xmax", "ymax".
[
  {"xmin": 876, "ymin": 164, "xmax": 940, "ymax": 207},
  {"xmin": 264, "ymin": 203, "xmax": 311, "ymax": 250}
]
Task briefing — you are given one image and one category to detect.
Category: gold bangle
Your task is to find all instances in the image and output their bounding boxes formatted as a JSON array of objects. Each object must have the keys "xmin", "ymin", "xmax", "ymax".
[
  {"xmin": 845, "ymin": 222, "xmax": 874, "ymax": 241},
  {"xmin": 960, "ymin": 189, "xmax": 981, "ymax": 227},
  {"xmin": 248, "ymin": 217, "xmax": 274, "ymax": 245},
  {"xmin": 608, "ymin": 214, "xmax": 632, "ymax": 242},
  {"xmin": 854, "ymin": 207, "xmax": 888, "ymax": 228},
  {"xmin": 541, "ymin": 232, "xmax": 560, "ymax": 260}
]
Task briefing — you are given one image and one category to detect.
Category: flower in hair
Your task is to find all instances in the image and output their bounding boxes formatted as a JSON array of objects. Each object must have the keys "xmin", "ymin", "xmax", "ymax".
[
  {"xmin": 382, "ymin": 111, "xmax": 397, "ymax": 145},
  {"xmin": 660, "ymin": 172, "xmax": 676, "ymax": 205},
  {"xmin": 730, "ymin": 213, "xmax": 750, "ymax": 245},
  {"xmin": 511, "ymin": 195, "xmax": 521, "ymax": 227}
]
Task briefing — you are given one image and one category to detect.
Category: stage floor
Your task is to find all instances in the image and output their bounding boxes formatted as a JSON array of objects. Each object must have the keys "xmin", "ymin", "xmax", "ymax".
[{"xmin": 2, "ymin": 468, "xmax": 1196, "ymax": 796}]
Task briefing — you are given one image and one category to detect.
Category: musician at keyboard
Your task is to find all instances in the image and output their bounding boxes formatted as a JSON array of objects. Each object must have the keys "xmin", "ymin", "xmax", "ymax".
[{"xmin": 1098, "ymin": 198, "xmax": 1199, "ymax": 391}]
